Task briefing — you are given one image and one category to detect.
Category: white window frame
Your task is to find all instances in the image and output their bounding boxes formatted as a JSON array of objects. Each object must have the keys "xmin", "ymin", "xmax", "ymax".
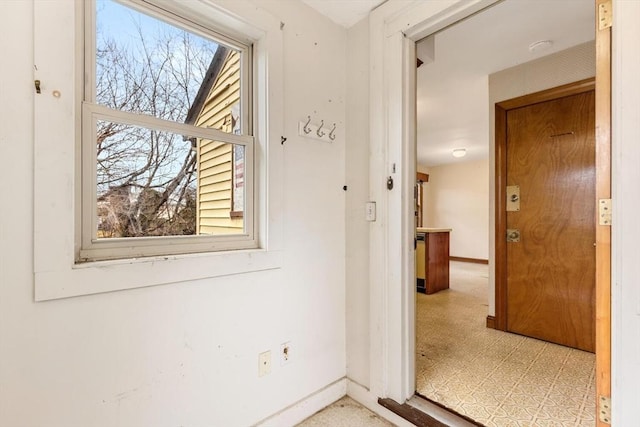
[
  {"xmin": 33, "ymin": 0, "xmax": 283, "ymax": 300},
  {"xmin": 81, "ymin": 0, "xmax": 255, "ymax": 261}
]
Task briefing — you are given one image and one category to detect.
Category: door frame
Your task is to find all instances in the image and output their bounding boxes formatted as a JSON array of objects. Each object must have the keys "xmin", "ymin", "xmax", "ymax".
[
  {"xmin": 368, "ymin": 0, "xmax": 611, "ymax": 422},
  {"xmin": 494, "ymin": 77, "xmax": 597, "ymax": 332},
  {"xmin": 594, "ymin": 0, "xmax": 612, "ymax": 420},
  {"xmin": 368, "ymin": 0, "xmax": 501, "ymax": 403}
]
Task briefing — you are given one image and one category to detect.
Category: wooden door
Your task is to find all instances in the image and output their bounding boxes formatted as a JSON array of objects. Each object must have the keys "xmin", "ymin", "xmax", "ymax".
[{"xmin": 505, "ymin": 90, "xmax": 596, "ymax": 352}]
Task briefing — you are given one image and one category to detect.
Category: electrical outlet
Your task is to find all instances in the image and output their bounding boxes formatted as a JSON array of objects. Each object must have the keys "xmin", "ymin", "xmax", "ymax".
[
  {"xmin": 258, "ymin": 350, "xmax": 271, "ymax": 377},
  {"xmin": 280, "ymin": 342, "xmax": 292, "ymax": 365}
]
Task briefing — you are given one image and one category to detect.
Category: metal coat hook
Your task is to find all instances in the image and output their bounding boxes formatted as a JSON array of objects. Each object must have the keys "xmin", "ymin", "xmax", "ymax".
[
  {"xmin": 298, "ymin": 116, "xmax": 333, "ymax": 143},
  {"xmin": 328, "ymin": 123, "xmax": 336, "ymax": 141},
  {"xmin": 303, "ymin": 116, "xmax": 312, "ymax": 134}
]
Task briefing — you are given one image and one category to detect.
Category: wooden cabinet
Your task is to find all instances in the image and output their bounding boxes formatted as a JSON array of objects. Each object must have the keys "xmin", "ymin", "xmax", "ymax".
[{"xmin": 416, "ymin": 229, "xmax": 450, "ymax": 294}]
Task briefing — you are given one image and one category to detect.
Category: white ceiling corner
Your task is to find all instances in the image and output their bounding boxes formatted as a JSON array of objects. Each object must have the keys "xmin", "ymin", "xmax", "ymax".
[{"xmin": 300, "ymin": 0, "xmax": 386, "ymax": 28}]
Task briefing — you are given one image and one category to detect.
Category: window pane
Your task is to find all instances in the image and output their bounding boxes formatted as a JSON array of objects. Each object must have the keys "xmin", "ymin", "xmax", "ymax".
[
  {"xmin": 96, "ymin": 120, "xmax": 245, "ymax": 238},
  {"xmin": 95, "ymin": 0, "xmax": 242, "ymax": 134},
  {"xmin": 197, "ymin": 139, "xmax": 245, "ymax": 235}
]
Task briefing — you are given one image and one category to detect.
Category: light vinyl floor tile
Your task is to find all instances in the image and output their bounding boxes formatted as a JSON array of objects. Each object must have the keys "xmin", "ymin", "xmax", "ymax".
[{"xmin": 416, "ymin": 262, "xmax": 595, "ymax": 427}]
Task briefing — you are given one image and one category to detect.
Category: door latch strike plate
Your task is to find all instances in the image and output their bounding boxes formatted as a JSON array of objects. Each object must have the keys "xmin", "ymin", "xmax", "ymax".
[
  {"xmin": 599, "ymin": 395, "xmax": 611, "ymax": 424},
  {"xmin": 598, "ymin": 199, "xmax": 612, "ymax": 226},
  {"xmin": 506, "ymin": 185, "xmax": 520, "ymax": 211}
]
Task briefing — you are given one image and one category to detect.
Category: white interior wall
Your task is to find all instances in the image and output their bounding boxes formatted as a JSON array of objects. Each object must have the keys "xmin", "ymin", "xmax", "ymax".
[
  {"xmin": 0, "ymin": 1, "xmax": 347, "ymax": 426},
  {"xmin": 4, "ymin": 0, "xmax": 639, "ymax": 425},
  {"xmin": 421, "ymin": 159, "xmax": 489, "ymax": 260},
  {"xmin": 486, "ymin": 41, "xmax": 596, "ymax": 315},
  {"xmin": 345, "ymin": 16, "xmax": 370, "ymax": 389}
]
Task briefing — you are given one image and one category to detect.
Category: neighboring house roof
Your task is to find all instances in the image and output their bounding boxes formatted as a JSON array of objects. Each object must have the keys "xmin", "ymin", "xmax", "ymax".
[{"xmin": 184, "ymin": 45, "xmax": 229, "ymax": 126}]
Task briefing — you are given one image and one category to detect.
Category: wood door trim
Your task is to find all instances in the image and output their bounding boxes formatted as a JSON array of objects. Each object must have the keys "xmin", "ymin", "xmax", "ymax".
[
  {"xmin": 595, "ymin": 0, "xmax": 612, "ymax": 423},
  {"xmin": 378, "ymin": 398, "xmax": 451, "ymax": 427},
  {"xmin": 496, "ymin": 78, "xmax": 595, "ymax": 111},
  {"xmin": 450, "ymin": 256, "xmax": 488, "ymax": 264},
  {"xmin": 416, "ymin": 173, "xmax": 428, "ymax": 227},
  {"xmin": 494, "ymin": 77, "xmax": 596, "ymax": 332}
]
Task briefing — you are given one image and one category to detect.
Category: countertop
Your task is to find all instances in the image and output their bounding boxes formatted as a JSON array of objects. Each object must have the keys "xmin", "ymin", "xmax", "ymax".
[{"xmin": 416, "ymin": 227, "xmax": 452, "ymax": 233}]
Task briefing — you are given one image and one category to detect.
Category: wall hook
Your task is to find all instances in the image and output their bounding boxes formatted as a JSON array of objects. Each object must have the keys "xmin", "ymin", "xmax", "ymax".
[
  {"xmin": 317, "ymin": 120, "xmax": 325, "ymax": 137},
  {"xmin": 328, "ymin": 123, "xmax": 336, "ymax": 141},
  {"xmin": 34, "ymin": 80, "xmax": 41, "ymax": 94},
  {"xmin": 303, "ymin": 116, "xmax": 312, "ymax": 134}
]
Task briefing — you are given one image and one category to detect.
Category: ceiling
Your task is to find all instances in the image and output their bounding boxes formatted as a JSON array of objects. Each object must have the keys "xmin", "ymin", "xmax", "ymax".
[
  {"xmin": 301, "ymin": 0, "xmax": 386, "ymax": 28},
  {"xmin": 302, "ymin": 0, "xmax": 595, "ymax": 167},
  {"xmin": 417, "ymin": 0, "xmax": 595, "ymax": 167}
]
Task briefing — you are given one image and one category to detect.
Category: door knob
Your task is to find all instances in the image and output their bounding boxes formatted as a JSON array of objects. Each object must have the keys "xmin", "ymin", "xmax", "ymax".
[{"xmin": 511, "ymin": 194, "xmax": 519, "ymax": 202}]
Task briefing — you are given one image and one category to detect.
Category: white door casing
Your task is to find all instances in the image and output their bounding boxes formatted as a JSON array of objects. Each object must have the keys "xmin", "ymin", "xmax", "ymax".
[{"xmin": 368, "ymin": 0, "xmax": 501, "ymax": 403}]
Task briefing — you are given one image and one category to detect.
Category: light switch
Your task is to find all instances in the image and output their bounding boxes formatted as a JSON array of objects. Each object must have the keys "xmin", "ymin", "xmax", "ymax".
[{"xmin": 365, "ymin": 202, "xmax": 376, "ymax": 221}]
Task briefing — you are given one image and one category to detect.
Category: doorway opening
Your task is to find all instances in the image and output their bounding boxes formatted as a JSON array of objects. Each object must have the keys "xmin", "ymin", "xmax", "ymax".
[{"xmin": 413, "ymin": 1, "xmax": 599, "ymax": 425}]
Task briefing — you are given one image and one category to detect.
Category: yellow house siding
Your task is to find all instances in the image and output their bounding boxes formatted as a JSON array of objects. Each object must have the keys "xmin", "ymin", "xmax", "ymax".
[
  {"xmin": 195, "ymin": 54, "xmax": 240, "ymax": 129},
  {"xmin": 197, "ymin": 83, "xmax": 240, "ymax": 122},
  {"xmin": 194, "ymin": 50, "xmax": 243, "ymax": 235},
  {"xmin": 200, "ymin": 149, "xmax": 232, "ymax": 175}
]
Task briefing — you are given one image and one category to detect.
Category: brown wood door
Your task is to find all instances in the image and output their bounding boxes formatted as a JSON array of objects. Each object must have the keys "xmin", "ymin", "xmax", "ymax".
[{"xmin": 506, "ymin": 90, "xmax": 595, "ymax": 352}]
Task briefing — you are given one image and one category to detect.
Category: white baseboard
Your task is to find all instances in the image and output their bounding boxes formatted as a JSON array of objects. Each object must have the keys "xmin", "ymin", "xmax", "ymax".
[
  {"xmin": 346, "ymin": 379, "xmax": 415, "ymax": 427},
  {"xmin": 255, "ymin": 377, "xmax": 347, "ymax": 427}
]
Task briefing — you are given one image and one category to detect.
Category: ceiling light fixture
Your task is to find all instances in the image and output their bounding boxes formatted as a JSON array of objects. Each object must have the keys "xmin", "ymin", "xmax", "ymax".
[
  {"xmin": 528, "ymin": 40, "xmax": 553, "ymax": 53},
  {"xmin": 452, "ymin": 148, "xmax": 466, "ymax": 158}
]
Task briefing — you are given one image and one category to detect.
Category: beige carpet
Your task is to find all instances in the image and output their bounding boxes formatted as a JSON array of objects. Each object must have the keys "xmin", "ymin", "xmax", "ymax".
[{"xmin": 416, "ymin": 262, "xmax": 596, "ymax": 427}]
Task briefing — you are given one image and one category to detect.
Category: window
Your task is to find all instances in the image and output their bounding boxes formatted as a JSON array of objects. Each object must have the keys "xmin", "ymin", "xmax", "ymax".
[
  {"xmin": 34, "ymin": 0, "xmax": 282, "ymax": 300},
  {"xmin": 80, "ymin": 0, "xmax": 255, "ymax": 261}
]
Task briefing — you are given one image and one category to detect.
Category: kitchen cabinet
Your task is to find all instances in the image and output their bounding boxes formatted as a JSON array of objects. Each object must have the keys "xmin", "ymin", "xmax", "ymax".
[{"xmin": 416, "ymin": 228, "xmax": 451, "ymax": 294}]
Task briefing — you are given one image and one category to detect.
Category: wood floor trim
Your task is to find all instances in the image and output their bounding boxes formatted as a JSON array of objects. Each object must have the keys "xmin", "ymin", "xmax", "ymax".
[
  {"xmin": 378, "ymin": 398, "xmax": 450, "ymax": 427},
  {"xmin": 450, "ymin": 256, "xmax": 489, "ymax": 264},
  {"xmin": 486, "ymin": 315, "xmax": 496, "ymax": 329}
]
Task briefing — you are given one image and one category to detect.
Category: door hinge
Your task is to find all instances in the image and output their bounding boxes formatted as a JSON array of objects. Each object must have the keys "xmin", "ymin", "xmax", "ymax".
[
  {"xmin": 598, "ymin": 199, "xmax": 612, "ymax": 226},
  {"xmin": 598, "ymin": 0, "xmax": 612, "ymax": 30},
  {"xmin": 599, "ymin": 395, "xmax": 611, "ymax": 424}
]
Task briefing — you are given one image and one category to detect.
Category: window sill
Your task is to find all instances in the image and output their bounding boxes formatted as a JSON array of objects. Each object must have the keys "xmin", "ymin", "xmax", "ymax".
[{"xmin": 34, "ymin": 248, "xmax": 282, "ymax": 301}]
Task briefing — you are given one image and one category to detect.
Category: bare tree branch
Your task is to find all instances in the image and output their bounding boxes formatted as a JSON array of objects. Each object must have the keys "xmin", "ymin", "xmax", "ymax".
[{"xmin": 95, "ymin": 17, "xmax": 216, "ymax": 237}]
